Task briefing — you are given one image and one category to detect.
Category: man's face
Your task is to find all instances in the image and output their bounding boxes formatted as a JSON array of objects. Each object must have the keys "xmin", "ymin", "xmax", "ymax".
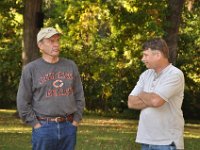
[
  {"xmin": 141, "ymin": 48, "xmax": 160, "ymax": 69},
  {"xmin": 38, "ymin": 34, "xmax": 60, "ymax": 58}
]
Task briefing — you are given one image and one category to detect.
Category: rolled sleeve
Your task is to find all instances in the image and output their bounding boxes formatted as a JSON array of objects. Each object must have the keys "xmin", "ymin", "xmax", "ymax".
[{"xmin": 130, "ymin": 73, "xmax": 145, "ymax": 96}]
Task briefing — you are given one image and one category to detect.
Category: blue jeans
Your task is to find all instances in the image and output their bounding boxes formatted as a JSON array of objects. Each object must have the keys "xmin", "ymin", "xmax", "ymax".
[
  {"xmin": 32, "ymin": 121, "xmax": 77, "ymax": 150},
  {"xmin": 141, "ymin": 143, "xmax": 176, "ymax": 150}
]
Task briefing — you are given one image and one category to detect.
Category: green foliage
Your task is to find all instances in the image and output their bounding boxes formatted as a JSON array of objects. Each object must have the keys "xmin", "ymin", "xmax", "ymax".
[
  {"xmin": 177, "ymin": 2, "xmax": 200, "ymax": 119},
  {"xmin": 42, "ymin": 0, "xmax": 166, "ymax": 113},
  {"xmin": 0, "ymin": 37, "xmax": 22, "ymax": 107},
  {"xmin": 0, "ymin": 0, "xmax": 23, "ymax": 107},
  {"xmin": 0, "ymin": 0, "xmax": 199, "ymax": 119}
]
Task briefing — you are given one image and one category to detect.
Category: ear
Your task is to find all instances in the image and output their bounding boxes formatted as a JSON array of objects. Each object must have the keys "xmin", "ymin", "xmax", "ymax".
[
  {"xmin": 156, "ymin": 51, "xmax": 162, "ymax": 58},
  {"xmin": 153, "ymin": 51, "xmax": 161, "ymax": 61},
  {"xmin": 158, "ymin": 52, "xmax": 167, "ymax": 62},
  {"xmin": 37, "ymin": 42, "xmax": 43, "ymax": 50}
]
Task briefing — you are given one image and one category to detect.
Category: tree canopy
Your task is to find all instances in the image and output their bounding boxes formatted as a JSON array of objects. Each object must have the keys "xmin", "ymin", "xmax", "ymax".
[{"xmin": 0, "ymin": 0, "xmax": 199, "ymax": 119}]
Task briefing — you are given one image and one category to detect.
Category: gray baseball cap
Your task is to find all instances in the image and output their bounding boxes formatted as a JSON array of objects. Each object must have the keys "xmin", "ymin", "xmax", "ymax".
[{"xmin": 37, "ymin": 27, "xmax": 60, "ymax": 43}]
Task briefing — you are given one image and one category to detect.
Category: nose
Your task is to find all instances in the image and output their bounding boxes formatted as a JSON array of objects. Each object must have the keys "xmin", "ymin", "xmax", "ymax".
[{"xmin": 141, "ymin": 56, "xmax": 145, "ymax": 62}]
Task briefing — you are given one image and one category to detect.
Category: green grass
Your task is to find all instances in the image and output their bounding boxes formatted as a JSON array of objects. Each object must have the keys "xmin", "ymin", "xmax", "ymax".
[{"xmin": 0, "ymin": 109, "xmax": 200, "ymax": 150}]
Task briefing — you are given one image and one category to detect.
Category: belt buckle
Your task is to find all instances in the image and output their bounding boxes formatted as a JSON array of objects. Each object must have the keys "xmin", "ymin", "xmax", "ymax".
[{"xmin": 55, "ymin": 117, "xmax": 62, "ymax": 123}]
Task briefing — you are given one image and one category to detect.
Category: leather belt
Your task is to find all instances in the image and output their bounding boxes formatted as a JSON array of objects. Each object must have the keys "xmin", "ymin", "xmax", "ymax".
[{"xmin": 37, "ymin": 114, "xmax": 73, "ymax": 123}]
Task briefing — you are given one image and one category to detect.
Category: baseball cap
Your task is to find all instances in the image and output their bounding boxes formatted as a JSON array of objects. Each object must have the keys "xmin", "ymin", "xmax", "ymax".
[{"xmin": 37, "ymin": 27, "xmax": 60, "ymax": 43}]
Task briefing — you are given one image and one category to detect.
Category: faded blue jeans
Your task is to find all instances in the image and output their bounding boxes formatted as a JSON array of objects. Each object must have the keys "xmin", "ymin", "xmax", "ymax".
[
  {"xmin": 32, "ymin": 121, "xmax": 77, "ymax": 150},
  {"xmin": 141, "ymin": 143, "xmax": 176, "ymax": 150}
]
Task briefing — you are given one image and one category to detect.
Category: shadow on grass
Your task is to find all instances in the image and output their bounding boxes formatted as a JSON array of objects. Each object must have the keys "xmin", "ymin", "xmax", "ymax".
[{"xmin": 0, "ymin": 132, "xmax": 32, "ymax": 150}]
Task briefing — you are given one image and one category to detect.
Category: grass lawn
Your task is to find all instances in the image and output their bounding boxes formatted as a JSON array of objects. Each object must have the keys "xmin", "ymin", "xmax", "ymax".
[{"xmin": 0, "ymin": 109, "xmax": 200, "ymax": 150}]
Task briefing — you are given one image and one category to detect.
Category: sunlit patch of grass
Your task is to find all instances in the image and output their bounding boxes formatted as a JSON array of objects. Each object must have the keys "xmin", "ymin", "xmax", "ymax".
[
  {"xmin": 184, "ymin": 123, "xmax": 200, "ymax": 139},
  {"xmin": 184, "ymin": 133, "xmax": 200, "ymax": 139},
  {"xmin": 0, "ymin": 109, "xmax": 31, "ymax": 134},
  {"xmin": 0, "ymin": 109, "xmax": 16, "ymax": 113},
  {"xmin": 0, "ymin": 127, "xmax": 31, "ymax": 133}
]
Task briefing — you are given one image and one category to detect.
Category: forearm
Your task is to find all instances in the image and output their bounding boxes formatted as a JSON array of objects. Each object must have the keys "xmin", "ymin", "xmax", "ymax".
[
  {"xmin": 128, "ymin": 95, "xmax": 148, "ymax": 110},
  {"xmin": 17, "ymin": 71, "xmax": 39, "ymax": 127},
  {"xmin": 17, "ymin": 92, "xmax": 38, "ymax": 127},
  {"xmin": 138, "ymin": 91, "xmax": 165, "ymax": 107},
  {"xmin": 73, "ymin": 97, "xmax": 85, "ymax": 122},
  {"xmin": 73, "ymin": 78, "xmax": 85, "ymax": 122},
  {"xmin": 17, "ymin": 103, "xmax": 39, "ymax": 127}
]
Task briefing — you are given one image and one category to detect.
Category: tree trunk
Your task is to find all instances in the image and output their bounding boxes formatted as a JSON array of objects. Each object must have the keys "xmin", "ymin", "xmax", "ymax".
[
  {"xmin": 23, "ymin": 0, "xmax": 43, "ymax": 66},
  {"xmin": 164, "ymin": 0, "xmax": 185, "ymax": 64}
]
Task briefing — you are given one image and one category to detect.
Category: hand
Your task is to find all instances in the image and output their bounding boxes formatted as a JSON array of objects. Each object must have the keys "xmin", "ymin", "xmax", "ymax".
[
  {"xmin": 72, "ymin": 121, "xmax": 79, "ymax": 127},
  {"xmin": 34, "ymin": 123, "xmax": 42, "ymax": 129}
]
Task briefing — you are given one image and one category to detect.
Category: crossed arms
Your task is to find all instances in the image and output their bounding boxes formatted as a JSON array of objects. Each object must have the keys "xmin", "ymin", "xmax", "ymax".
[{"xmin": 128, "ymin": 91, "xmax": 166, "ymax": 110}]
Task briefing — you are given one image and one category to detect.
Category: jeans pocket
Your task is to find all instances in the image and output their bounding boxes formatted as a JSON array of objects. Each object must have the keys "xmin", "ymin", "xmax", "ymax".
[
  {"xmin": 64, "ymin": 122, "xmax": 77, "ymax": 136},
  {"xmin": 33, "ymin": 121, "xmax": 47, "ymax": 132},
  {"xmin": 70, "ymin": 123, "xmax": 78, "ymax": 129}
]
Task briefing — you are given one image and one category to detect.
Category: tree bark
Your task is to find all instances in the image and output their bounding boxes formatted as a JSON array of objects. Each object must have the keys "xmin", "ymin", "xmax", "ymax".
[
  {"xmin": 23, "ymin": 0, "xmax": 43, "ymax": 66},
  {"xmin": 164, "ymin": 0, "xmax": 185, "ymax": 64}
]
